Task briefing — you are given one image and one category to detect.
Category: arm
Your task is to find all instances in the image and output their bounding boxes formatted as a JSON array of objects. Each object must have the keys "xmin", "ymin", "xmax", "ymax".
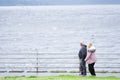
[
  {"xmin": 78, "ymin": 50, "xmax": 82, "ymax": 59},
  {"xmin": 85, "ymin": 52, "xmax": 92, "ymax": 61}
]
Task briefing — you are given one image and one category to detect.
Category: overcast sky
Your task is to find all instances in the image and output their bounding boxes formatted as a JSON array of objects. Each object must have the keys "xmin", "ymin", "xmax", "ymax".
[{"xmin": 0, "ymin": 0, "xmax": 120, "ymax": 6}]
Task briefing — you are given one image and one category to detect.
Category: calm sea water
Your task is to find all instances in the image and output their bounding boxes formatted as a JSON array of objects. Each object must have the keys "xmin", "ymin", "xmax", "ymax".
[
  {"xmin": 0, "ymin": 5, "xmax": 120, "ymax": 53},
  {"xmin": 0, "ymin": 5, "xmax": 120, "ymax": 77}
]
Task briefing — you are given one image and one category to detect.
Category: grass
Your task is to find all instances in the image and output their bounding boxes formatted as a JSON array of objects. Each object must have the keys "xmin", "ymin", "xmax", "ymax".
[{"xmin": 0, "ymin": 75, "xmax": 120, "ymax": 80}]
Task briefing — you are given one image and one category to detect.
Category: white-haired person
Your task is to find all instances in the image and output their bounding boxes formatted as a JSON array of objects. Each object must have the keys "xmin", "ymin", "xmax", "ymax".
[{"xmin": 85, "ymin": 43, "xmax": 96, "ymax": 76}]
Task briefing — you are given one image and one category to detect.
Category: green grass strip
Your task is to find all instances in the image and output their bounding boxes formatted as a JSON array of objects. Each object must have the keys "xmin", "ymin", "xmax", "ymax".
[{"xmin": 0, "ymin": 75, "xmax": 120, "ymax": 80}]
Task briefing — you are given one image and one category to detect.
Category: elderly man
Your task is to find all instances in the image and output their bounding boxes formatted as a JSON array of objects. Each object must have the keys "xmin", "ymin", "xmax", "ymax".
[{"xmin": 78, "ymin": 42, "xmax": 87, "ymax": 76}]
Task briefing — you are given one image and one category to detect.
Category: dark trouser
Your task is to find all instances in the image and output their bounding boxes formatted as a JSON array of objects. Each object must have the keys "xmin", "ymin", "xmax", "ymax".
[
  {"xmin": 88, "ymin": 62, "xmax": 96, "ymax": 76},
  {"xmin": 79, "ymin": 60, "xmax": 86, "ymax": 76}
]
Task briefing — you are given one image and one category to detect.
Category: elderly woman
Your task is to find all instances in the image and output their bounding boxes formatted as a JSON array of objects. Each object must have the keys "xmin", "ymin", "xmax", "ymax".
[{"xmin": 85, "ymin": 43, "xmax": 96, "ymax": 76}]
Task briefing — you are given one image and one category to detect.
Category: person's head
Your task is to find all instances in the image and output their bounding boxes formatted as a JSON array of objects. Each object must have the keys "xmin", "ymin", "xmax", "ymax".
[
  {"xmin": 87, "ymin": 43, "xmax": 92, "ymax": 48},
  {"xmin": 80, "ymin": 42, "xmax": 85, "ymax": 46}
]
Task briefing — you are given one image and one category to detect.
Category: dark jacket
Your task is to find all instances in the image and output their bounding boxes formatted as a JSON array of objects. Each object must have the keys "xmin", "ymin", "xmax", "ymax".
[{"xmin": 78, "ymin": 45, "xmax": 87, "ymax": 61}]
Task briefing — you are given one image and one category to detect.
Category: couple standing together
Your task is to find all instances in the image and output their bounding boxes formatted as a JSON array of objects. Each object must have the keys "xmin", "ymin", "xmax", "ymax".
[{"xmin": 78, "ymin": 42, "xmax": 96, "ymax": 76}]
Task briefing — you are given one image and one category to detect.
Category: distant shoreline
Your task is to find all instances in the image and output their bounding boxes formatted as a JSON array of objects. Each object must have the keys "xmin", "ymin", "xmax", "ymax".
[
  {"xmin": 0, "ymin": 4, "xmax": 120, "ymax": 8},
  {"xmin": 0, "ymin": 4, "xmax": 120, "ymax": 7}
]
